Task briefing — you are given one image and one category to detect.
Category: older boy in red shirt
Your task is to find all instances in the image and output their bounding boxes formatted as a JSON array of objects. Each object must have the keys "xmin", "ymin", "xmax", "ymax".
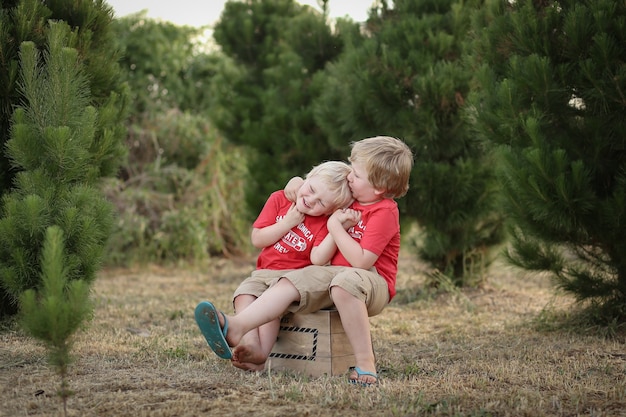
[{"xmin": 196, "ymin": 137, "xmax": 413, "ymax": 386}]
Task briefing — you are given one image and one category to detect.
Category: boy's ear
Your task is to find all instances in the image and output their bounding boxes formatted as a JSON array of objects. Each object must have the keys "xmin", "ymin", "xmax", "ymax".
[{"xmin": 374, "ymin": 188, "xmax": 386, "ymax": 196}]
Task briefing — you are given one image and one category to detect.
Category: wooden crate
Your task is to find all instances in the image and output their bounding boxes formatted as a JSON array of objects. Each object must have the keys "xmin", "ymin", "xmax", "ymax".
[{"xmin": 268, "ymin": 309, "xmax": 354, "ymax": 377}]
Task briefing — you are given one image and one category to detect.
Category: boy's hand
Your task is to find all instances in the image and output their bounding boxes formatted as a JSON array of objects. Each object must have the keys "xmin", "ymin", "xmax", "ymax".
[
  {"xmin": 329, "ymin": 208, "xmax": 360, "ymax": 230},
  {"xmin": 282, "ymin": 203, "xmax": 305, "ymax": 228},
  {"xmin": 284, "ymin": 177, "xmax": 304, "ymax": 202}
]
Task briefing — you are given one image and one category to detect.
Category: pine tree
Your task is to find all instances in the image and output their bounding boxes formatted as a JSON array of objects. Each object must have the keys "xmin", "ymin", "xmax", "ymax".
[
  {"xmin": 0, "ymin": 22, "xmax": 116, "ymax": 317},
  {"xmin": 210, "ymin": 0, "xmax": 349, "ymax": 212},
  {"xmin": 0, "ymin": 0, "xmax": 127, "ymax": 317},
  {"xmin": 468, "ymin": 0, "xmax": 626, "ymax": 318},
  {"xmin": 0, "ymin": 0, "xmax": 127, "ymax": 191},
  {"xmin": 313, "ymin": 0, "xmax": 503, "ymax": 284},
  {"xmin": 112, "ymin": 11, "xmax": 203, "ymax": 116},
  {"xmin": 20, "ymin": 226, "xmax": 92, "ymax": 417}
]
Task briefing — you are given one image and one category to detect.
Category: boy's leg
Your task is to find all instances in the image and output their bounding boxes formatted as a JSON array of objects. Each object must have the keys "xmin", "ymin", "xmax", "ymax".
[
  {"xmin": 330, "ymin": 268, "xmax": 388, "ymax": 385},
  {"xmin": 232, "ymin": 320, "xmax": 280, "ymax": 371},
  {"xmin": 222, "ymin": 278, "xmax": 301, "ymax": 347},
  {"xmin": 233, "ymin": 293, "xmax": 258, "ymax": 343},
  {"xmin": 331, "ymin": 286, "xmax": 377, "ymax": 384},
  {"xmin": 232, "ymin": 294, "xmax": 280, "ymax": 370}
]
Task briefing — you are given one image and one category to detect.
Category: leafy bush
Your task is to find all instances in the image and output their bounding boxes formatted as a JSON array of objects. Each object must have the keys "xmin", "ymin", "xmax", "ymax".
[{"xmin": 103, "ymin": 110, "xmax": 251, "ymax": 266}]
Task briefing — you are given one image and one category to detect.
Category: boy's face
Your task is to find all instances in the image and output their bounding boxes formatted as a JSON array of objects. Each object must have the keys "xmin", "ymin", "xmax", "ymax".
[
  {"xmin": 295, "ymin": 176, "xmax": 336, "ymax": 216},
  {"xmin": 347, "ymin": 162, "xmax": 382, "ymax": 204}
]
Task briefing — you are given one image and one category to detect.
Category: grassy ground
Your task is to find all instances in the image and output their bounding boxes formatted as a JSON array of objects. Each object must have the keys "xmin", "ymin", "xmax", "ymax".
[{"xmin": 1, "ymin": 253, "xmax": 625, "ymax": 416}]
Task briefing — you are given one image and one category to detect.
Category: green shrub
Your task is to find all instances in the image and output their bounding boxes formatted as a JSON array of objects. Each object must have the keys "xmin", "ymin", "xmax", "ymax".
[{"xmin": 103, "ymin": 111, "xmax": 251, "ymax": 266}]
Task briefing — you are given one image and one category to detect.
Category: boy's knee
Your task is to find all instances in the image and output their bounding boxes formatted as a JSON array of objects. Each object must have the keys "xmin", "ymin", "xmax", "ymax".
[
  {"xmin": 330, "ymin": 284, "xmax": 349, "ymax": 299},
  {"xmin": 330, "ymin": 284, "xmax": 364, "ymax": 306}
]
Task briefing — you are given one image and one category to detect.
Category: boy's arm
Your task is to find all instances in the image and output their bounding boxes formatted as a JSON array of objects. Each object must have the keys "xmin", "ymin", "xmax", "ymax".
[
  {"xmin": 284, "ymin": 177, "xmax": 304, "ymax": 202},
  {"xmin": 327, "ymin": 209, "xmax": 378, "ymax": 269},
  {"xmin": 251, "ymin": 203, "xmax": 304, "ymax": 248},
  {"xmin": 310, "ymin": 210, "xmax": 362, "ymax": 265},
  {"xmin": 310, "ymin": 234, "xmax": 337, "ymax": 265}
]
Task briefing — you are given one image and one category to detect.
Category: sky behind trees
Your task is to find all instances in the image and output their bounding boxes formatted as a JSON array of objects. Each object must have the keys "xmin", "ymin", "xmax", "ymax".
[{"xmin": 105, "ymin": 0, "xmax": 374, "ymax": 27}]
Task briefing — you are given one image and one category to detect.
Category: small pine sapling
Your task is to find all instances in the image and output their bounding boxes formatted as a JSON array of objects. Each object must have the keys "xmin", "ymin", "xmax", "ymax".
[{"xmin": 20, "ymin": 226, "xmax": 93, "ymax": 417}]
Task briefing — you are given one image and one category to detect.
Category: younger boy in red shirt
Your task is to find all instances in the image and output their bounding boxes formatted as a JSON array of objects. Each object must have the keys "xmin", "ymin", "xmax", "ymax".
[{"xmin": 195, "ymin": 161, "xmax": 353, "ymax": 366}]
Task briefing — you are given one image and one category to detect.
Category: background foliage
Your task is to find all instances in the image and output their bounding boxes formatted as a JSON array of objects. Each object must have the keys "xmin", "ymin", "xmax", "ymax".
[
  {"xmin": 108, "ymin": 13, "xmax": 250, "ymax": 265},
  {"xmin": 0, "ymin": 0, "xmax": 128, "ymax": 318},
  {"xmin": 209, "ymin": 0, "xmax": 352, "ymax": 211},
  {"xmin": 1, "ymin": 0, "xmax": 626, "ymax": 324},
  {"xmin": 312, "ymin": 0, "xmax": 504, "ymax": 284},
  {"xmin": 467, "ymin": 0, "xmax": 626, "ymax": 321}
]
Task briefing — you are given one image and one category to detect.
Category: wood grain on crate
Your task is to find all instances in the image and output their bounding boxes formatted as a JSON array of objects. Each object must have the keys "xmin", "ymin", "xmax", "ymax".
[{"xmin": 268, "ymin": 309, "xmax": 355, "ymax": 377}]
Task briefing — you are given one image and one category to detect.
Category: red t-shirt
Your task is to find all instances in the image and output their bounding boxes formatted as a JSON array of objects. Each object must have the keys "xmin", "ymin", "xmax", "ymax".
[
  {"xmin": 330, "ymin": 198, "xmax": 400, "ymax": 300},
  {"xmin": 253, "ymin": 191, "xmax": 329, "ymax": 270}
]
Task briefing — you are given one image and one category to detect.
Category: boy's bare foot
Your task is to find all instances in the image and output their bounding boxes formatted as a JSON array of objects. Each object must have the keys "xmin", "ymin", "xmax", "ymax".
[
  {"xmin": 231, "ymin": 359, "xmax": 265, "ymax": 372},
  {"xmin": 232, "ymin": 344, "xmax": 267, "ymax": 366}
]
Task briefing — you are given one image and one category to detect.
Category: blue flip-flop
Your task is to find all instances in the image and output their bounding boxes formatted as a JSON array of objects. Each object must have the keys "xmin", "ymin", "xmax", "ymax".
[
  {"xmin": 194, "ymin": 301, "xmax": 232, "ymax": 360},
  {"xmin": 349, "ymin": 366, "xmax": 378, "ymax": 387}
]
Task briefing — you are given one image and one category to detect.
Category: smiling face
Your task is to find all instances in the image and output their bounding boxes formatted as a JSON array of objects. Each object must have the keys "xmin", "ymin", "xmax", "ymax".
[
  {"xmin": 347, "ymin": 161, "xmax": 383, "ymax": 205},
  {"xmin": 295, "ymin": 175, "xmax": 338, "ymax": 216}
]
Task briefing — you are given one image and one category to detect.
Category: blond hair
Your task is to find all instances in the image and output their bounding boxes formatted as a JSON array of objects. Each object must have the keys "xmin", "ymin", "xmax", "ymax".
[
  {"xmin": 305, "ymin": 161, "xmax": 354, "ymax": 210},
  {"xmin": 348, "ymin": 136, "xmax": 414, "ymax": 199}
]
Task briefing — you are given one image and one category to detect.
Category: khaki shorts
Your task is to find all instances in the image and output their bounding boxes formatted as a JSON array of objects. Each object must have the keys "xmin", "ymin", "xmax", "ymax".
[
  {"xmin": 233, "ymin": 266, "xmax": 389, "ymax": 317},
  {"xmin": 232, "ymin": 269, "xmax": 292, "ymax": 300}
]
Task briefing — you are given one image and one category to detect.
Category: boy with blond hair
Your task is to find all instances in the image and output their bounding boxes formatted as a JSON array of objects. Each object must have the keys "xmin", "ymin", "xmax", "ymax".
[
  {"xmin": 196, "ymin": 161, "xmax": 353, "ymax": 366},
  {"xmin": 195, "ymin": 136, "xmax": 413, "ymax": 385}
]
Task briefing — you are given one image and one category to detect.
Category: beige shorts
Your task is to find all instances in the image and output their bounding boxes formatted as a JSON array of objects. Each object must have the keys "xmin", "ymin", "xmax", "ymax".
[
  {"xmin": 232, "ymin": 269, "xmax": 292, "ymax": 300},
  {"xmin": 233, "ymin": 266, "xmax": 389, "ymax": 317}
]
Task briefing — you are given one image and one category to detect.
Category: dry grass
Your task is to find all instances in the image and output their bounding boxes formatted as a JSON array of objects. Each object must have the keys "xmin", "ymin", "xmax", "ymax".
[{"xmin": 1, "ymin": 253, "xmax": 625, "ymax": 417}]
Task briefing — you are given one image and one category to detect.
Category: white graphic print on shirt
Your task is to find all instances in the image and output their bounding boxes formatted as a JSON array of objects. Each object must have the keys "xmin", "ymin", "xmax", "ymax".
[{"xmin": 272, "ymin": 219, "xmax": 315, "ymax": 254}]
